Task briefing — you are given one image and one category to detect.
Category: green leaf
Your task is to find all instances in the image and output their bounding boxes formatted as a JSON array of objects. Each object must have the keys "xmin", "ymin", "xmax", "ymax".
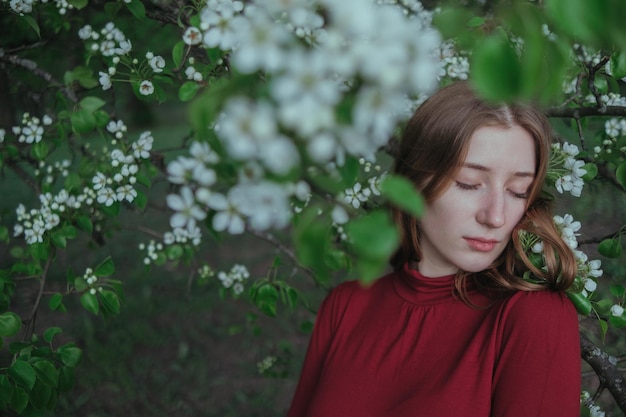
[
  {"xmin": 380, "ymin": 175, "xmax": 424, "ymax": 218},
  {"xmin": 293, "ymin": 206, "xmax": 332, "ymax": 282},
  {"xmin": 125, "ymin": 0, "xmax": 146, "ymax": 20},
  {"xmin": 31, "ymin": 142, "xmax": 49, "ymax": 161},
  {"xmin": 172, "ymin": 41, "xmax": 185, "ymax": 69},
  {"xmin": 94, "ymin": 109, "xmax": 110, "ymax": 127},
  {"xmin": 100, "ymin": 290, "xmax": 121, "ymax": 316},
  {"xmin": 9, "ymin": 360, "xmax": 37, "ymax": 390},
  {"xmin": 64, "ymin": 172, "xmax": 82, "ymax": 193},
  {"xmin": 599, "ymin": 319, "xmax": 609, "ymax": 342},
  {"xmin": 345, "ymin": 209, "xmax": 399, "ymax": 261},
  {"xmin": 609, "ymin": 314, "xmax": 626, "ymax": 328},
  {"xmin": 67, "ymin": 0, "xmax": 87, "ymax": 9},
  {"xmin": 48, "ymin": 294, "xmax": 63, "ymax": 312},
  {"xmin": 611, "ymin": 51, "xmax": 626, "ymax": 79},
  {"xmin": 134, "ymin": 190, "xmax": 148, "ymax": 210},
  {"xmin": 610, "ymin": 284, "xmax": 626, "ymax": 298},
  {"xmin": 70, "ymin": 110, "xmax": 96, "ymax": 134},
  {"xmin": 616, "ymin": 161, "xmax": 626, "ymax": 188},
  {"xmin": 467, "ymin": 16, "xmax": 485, "ymax": 28},
  {"xmin": 64, "ymin": 66, "xmax": 98, "ymax": 89},
  {"xmin": 58, "ymin": 367, "xmax": 75, "ymax": 392},
  {"xmin": 254, "ymin": 284, "xmax": 279, "ymax": 317},
  {"xmin": 30, "ymin": 378, "xmax": 53, "ymax": 410},
  {"xmin": 0, "ymin": 312, "xmax": 22, "ymax": 337},
  {"xmin": 581, "ymin": 163, "xmax": 598, "ymax": 181},
  {"xmin": 50, "ymin": 231, "xmax": 67, "ymax": 249},
  {"xmin": 545, "ymin": 0, "xmax": 608, "ymax": 46},
  {"xmin": 80, "ymin": 292, "xmax": 99, "ymax": 315},
  {"xmin": 432, "ymin": 7, "xmax": 473, "ymax": 40},
  {"xmin": 345, "ymin": 210, "xmax": 399, "ymax": 283},
  {"xmin": 598, "ymin": 238, "xmax": 622, "ymax": 258},
  {"xmin": 76, "ymin": 216, "xmax": 93, "ymax": 233},
  {"xmin": 94, "ymin": 258, "xmax": 115, "ymax": 277},
  {"xmin": 43, "ymin": 327, "xmax": 63, "ymax": 344},
  {"xmin": 179, "ymin": 82, "xmax": 202, "ymax": 102},
  {"xmin": 21, "ymin": 15, "xmax": 40, "ymax": 37},
  {"xmin": 79, "ymin": 96, "xmax": 106, "ymax": 113},
  {"xmin": 57, "ymin": 344, "xmax": 82, "ymax": 368},
  {"xmin": 33, "ymin": 360, "xmax": 59, "ymax": 387},
  {"xmin": 566, "ymin": 292, "xmax": 592, "ymax": 316},
  {"xmin": 470, "ymin": 34, "xmax": 522, "ymax": 101},
  {"xmin": 10, "ymin": 386, "xmax": 28, "ymax": 413}
]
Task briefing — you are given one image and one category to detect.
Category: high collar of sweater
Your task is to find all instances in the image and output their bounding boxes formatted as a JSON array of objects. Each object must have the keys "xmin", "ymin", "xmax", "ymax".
[{"xmin": 393, "ymin": 263, "xmax": 460, "ymax": 306}]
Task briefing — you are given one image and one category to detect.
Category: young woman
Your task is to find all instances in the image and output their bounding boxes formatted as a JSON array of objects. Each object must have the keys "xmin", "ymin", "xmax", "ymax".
[{"xmin": 288, "ymin": 82, "xmax": 581, "ymax": 416}]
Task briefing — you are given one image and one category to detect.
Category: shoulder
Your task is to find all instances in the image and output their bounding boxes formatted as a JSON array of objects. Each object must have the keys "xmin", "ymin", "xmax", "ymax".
[
  {"xmin": 495, "ymin": 290, "xmax": 579, "ymax": 348},
  {"xmin": 501, "ymin": 290, "xmax": 577, "ymax": 323},
  {"xmin": 317, "ymin": 272, "xmax": 396, "ymax": 326}
]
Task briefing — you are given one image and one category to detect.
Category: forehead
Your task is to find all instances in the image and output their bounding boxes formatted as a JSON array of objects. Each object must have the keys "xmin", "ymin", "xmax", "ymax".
[{"xmin": 462, "ymin": 125, "xmax": 536, "ymax": 173}]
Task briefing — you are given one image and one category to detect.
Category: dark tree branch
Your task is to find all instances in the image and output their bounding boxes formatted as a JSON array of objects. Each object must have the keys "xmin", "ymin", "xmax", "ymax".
[
  {"xmin": 22, "ymin": 249, "xmax": 55, "ymax": 339},
  {"xmin": 546, "ymin": 106, "xmax": 626, "ymax": 118},
  {"xmin": 0, "ymin": 54, "xmax": 78, "ymax": 103},
  {"xmin": 581, "ymin": 332, "xmax": 626, "ymax": 414}
]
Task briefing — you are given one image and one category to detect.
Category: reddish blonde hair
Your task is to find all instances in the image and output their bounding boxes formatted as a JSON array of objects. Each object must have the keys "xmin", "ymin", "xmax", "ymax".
[{"xmin": 390, "ymin": 82, "xmax": 577, "ymax": 299}]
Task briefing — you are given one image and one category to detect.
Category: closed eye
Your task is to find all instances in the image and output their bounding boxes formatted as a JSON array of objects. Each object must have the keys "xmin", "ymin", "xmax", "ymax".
[
  {"xmin": 455, "ymin": 181, "xmax": 480, "ymax": 191},
  {"xmin": 510, "ymin": 190, "xmax": 529, "ymax": 199}
]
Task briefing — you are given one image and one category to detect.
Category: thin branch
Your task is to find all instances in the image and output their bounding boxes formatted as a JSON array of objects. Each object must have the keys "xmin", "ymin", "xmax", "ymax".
[
  {"xmin": 546, "ymin": 105, "xmax": 626, "ymax": 118},
  {"xmin": 574, "ymin": 116, "xmax": 586, "ymax": 152},
  {"xmin": 120, "ymin": 223, "xmax": 164, "ymax": 240},
  {"xmin": 580, "ymin": 333, "xmax": 626, "ymax": 414},
  {"xmin": 7, "ymin": 161, "xmax": 40, "ymax": 195},
  {"xmin": 22, "ymin": 248, "xmax": 55, "ymax": 339},
  {"xmin": 247, "ymin": 228, "xmax": 318, "ymax": 282},
  {"xmin": 1, "ymin": 54, "xmax": 78, "ymax": 103}
]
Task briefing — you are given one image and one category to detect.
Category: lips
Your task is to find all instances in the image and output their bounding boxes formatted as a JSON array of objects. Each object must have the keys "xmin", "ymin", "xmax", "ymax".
[{"xmin": 464, "ymin": 237, "xmax": 500, "ymax": 252}]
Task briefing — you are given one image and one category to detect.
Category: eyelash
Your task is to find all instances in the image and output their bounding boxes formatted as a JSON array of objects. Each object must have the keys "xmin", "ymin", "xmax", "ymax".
[{"xmin": 455, "ymin": 182, "xmax": 529, "ymax": 199}]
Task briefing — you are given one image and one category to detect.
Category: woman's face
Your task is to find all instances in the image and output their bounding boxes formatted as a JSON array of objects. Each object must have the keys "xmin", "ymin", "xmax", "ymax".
[{"xmin": 416, "ymin": 124, "xmax": 536, "ymax": 277}]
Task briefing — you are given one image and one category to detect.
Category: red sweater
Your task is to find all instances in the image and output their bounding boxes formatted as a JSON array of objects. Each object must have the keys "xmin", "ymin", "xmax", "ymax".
[{"xmin": 288, "ymin": 265, "xmax": 581, "ymax": 417}]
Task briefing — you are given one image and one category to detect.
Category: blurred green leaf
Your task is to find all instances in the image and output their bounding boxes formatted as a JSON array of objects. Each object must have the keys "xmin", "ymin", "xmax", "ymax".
[
  {"xmin": 609, "ymin": 314, "xmax": 626, "ymax": 328},
  {"xmin": 58, "ymin": 367, "xmax": 75, "ymax": 392},
  {"xmin": 380, "ymin": 175, "xmax": 424, "ymax": 218},
  {"xmin": 566, "ymin": 292, "xmax": 592, "ymax": 316},
  {"xmin": 346, "ymin": 210, "xmax": 399, "ymax": 283},
  {"xmin": 179, "ymin": 82, "xmax": 202, "ymax": 102},
  {"xmin": 57, "ymin": 344, "xmax": 82, "ymax": 368},
  {"xmin": 0, "ymin": 312, "xmax": 21, "ymax": 337},
  {"xmin": 615, "ymin": 161, "xmax": 626, "ymax": 189},
  {"xmin": 611, "ymin": 52, "xmax": 626, "ymax": 78},
  {"xmin": 125, "ymin": 0, "xmax": 146, "ymax": 20},
  {"xmin": 33, "ymin": 360, "xmax": 59, "ymax": 387},
  {"xmin": 31, "ymin": 142, "xmax": 48, "ymax": 161},
  {"xmin": 10, "ymin": 386, "xmax": 28, "ymax": 413},
  {"xmin": 67, "ymin": 0, "xmax": 87, "ymax": 9},
  {"xmin": 80, "ymin": 293, "xmax": 99, "ymax": 315},
  {"xmin": 9, "ymin": 360, "xmax": 36, "ymax": 390},
  {"xmin": 94, "ymin": 258, "xmax": 114, "ymax": 277},
  {"xmin": 48, "ymin": 294, "xmax": 64, "ymax": 312},
  {"xmin": 470, "ymin": 34, "xmax": 522, "ymax": 101},
  {"xmin": 70, "ymin": 110, "xmax": 96, "ymax": 134},
  {"xmin": 76, "ymin": 216, "xmax": 93, "ymax": 233},
  {"xmin": 581, "ymin": 163, "xmax": 598, "ymax": 181},
  {"xmin": 79, "ymin": 96, "xmax": 106, "ymax": 113},
  {"xmin": 21, "ymin": 15, "xmax": 40, "ymax": 37},
  {"xmin": 598, "ymin": 238, "xmax": 622, "ymax": 258},
  {"xmin": 43, "ymin": 327, "xmax": 62, "ymax": 343},
  {"xmin": 64, "ymin": 66, "xmax": 98, "ymax": 89},
  {"xmin": 172, "ymin": 41, "xmax": 185, "ymax": 68},
  {"xmin": 100, "ymin": 290, "xmax": 121, "ymax": 316},
  {"xmin": 254, "ymin": 284, "xmax": 279, "ymax": 317}
]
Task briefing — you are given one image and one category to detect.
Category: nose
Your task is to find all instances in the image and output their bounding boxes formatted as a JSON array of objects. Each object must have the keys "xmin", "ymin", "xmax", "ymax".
[{"xmin": 477, "ymin": 191, "xmax": 505, "ymax": 228}]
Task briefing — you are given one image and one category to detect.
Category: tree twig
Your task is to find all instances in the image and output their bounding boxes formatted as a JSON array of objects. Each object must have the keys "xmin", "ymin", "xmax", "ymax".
[{"xmin": 1, "ymin": 54, "xmax": 78, "ymax": 103}]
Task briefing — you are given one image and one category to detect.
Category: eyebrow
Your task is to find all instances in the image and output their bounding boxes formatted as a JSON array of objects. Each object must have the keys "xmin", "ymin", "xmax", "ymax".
[{"xmin": 463, "ymin": 162, "xmax": 535, "ymax": 178}]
